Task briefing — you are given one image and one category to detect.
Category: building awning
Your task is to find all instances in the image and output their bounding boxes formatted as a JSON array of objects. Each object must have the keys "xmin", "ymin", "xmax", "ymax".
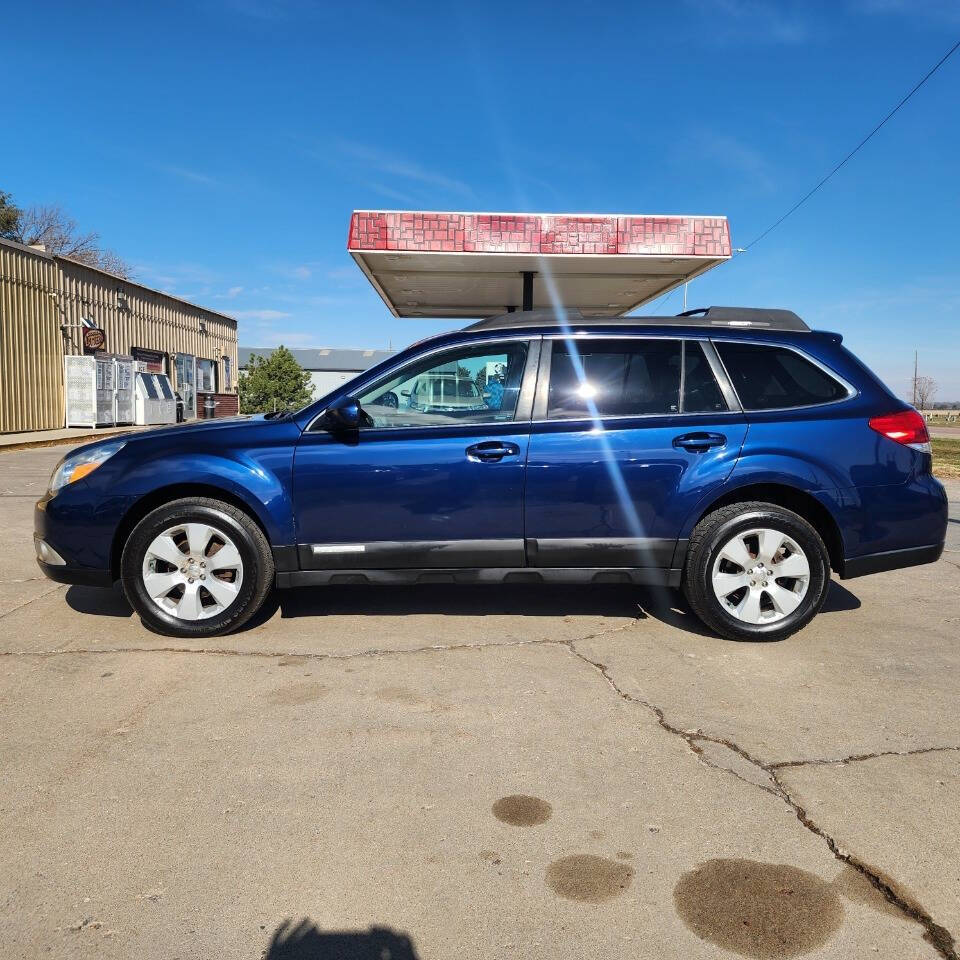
[{"xmin": 348, "ymin": 211, "xmax": 731, "ymax": 318}]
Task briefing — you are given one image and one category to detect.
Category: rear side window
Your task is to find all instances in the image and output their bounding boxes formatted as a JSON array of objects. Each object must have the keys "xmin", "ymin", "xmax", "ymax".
[
  {"xmin": 683, "ymin": 342, "xmax": 727, "ymax": 413},
  {"xmin": 547, "ymin": 339, "xmax": 681, "ymax": 418},
  {"xmin": 715, "ymin": 342, "xmax": 849, "ymax": 410}
]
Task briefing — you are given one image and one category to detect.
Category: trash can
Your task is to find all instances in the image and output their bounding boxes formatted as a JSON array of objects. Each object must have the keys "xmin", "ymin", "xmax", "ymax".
[{"xmin": 203, "ymin": 395, "xmax": 216, "ymax": 419}]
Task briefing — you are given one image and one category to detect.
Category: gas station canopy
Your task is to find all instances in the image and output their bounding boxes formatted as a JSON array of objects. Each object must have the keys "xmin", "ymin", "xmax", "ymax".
[{"xmin": 348, "ymin": 211, "xmax": 731, "ymax": 318}]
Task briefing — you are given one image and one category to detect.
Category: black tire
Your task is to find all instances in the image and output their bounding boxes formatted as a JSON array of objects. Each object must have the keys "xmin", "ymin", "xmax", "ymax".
[
  {"xmin": 682, "ymin": 501, "xmax": 830, "ymax": 642},
  {"xmin": 121, "ymin": 497, "xmax": 274, "ymax": 638}
]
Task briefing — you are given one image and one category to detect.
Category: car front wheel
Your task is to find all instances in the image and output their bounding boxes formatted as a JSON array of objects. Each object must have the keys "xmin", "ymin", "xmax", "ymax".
[
  {"xmin": 682, "ymin": 501, "xmax": 830, "ymax": 642},
  {"xmin": 121, "ymin": 497, "xmax": 274, "ymax": 637}
]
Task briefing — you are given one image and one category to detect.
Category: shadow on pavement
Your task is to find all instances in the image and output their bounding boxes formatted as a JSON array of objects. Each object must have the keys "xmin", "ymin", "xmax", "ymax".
[
  {"xmin": 65, "ymin": 583, "xmax": 133, "ymax": 618},
  {"xmin": 821, "ymin": 580, "xmax": 861, "ymax": 613},
  {"xmin": 277, "ymin": 582, "xmax": 650, "ymax": 621},
  {"xmin": 633, "ymin": 579, "xmax": 860, "ymax": 638},
  {"xmin": 265, "ymin": 919, "xmax": 419, "ymax": 960},
  {"xmin": 62, "ymin": 575, "xmax": 861, "ymax": 641}
]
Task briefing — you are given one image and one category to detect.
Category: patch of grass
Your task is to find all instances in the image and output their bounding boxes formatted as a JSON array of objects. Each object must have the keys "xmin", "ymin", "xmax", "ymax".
[{"xmin": 932, "ymin": 436, "xmax": 960, "ymax": 479}]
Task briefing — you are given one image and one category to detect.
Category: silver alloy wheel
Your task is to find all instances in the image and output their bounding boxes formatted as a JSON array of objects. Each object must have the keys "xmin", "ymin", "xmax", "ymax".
[
  {"xmin": 141, "ymin": 522, "xmax": 244, "ymax": 621},
  {"xmin": 711, "ymin": 527, "xmax": 810, "ymax": 625}
]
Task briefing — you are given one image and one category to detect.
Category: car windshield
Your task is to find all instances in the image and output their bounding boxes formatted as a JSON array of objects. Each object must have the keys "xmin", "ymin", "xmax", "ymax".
[{"xmin": 421, "ymin": 378, "xmax": 480, "ymax": 403}]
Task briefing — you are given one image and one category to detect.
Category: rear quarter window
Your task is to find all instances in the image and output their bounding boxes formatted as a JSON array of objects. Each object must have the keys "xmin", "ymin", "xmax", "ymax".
[{"xmin": 715, "ymin": 342, "xmax": 850, "ymax": 410}]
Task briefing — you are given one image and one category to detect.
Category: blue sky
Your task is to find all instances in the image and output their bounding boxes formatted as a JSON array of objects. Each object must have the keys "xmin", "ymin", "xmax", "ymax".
[{"xmin": 5, "ymin": 0, "xmax": 959, "ymax": 398}]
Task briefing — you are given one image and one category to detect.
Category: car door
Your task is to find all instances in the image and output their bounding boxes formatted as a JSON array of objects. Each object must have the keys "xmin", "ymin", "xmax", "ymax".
[
  {"xmin": 524, "ymin": 336, "xmax": 747, "ymax": 570},
  {"xmin": 292, "ymin": 337, "xmax": 539, "ymax": 570}
]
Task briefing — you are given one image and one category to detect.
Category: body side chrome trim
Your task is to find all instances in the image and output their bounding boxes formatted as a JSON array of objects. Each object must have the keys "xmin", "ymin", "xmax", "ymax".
[
  {"xmin": 298, "ymin": 538, "xmax": 525, "ymax": 570},
  {"xmin": 278, "ymin": 566, "xmax": 683, "ymax": 589}
]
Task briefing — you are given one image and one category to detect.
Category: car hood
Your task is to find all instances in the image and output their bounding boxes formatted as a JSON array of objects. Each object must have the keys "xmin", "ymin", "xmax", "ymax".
[
  {"xmin": 130, "ymin": 414, "xmax": 265, "ymax": 440},
  {"xmin": 82, "ymin": 414, "xmax": 287, "ymax": 453}
]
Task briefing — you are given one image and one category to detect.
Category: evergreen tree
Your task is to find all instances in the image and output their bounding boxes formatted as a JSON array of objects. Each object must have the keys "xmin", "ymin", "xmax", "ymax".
[{"xmin": 238, "ymin": 346, "xmax": 314, "ymax": 414}]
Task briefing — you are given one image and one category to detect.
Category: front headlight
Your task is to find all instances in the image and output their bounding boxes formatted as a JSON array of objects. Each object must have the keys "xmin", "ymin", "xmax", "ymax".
[{"xmin": 49, "ymin": 440, "xmax": 126, "ymax": 494}]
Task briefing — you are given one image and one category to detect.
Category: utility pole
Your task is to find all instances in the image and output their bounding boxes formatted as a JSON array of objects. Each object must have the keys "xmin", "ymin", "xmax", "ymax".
[
  {"xmin": 912, "ymin": 350, "xmax": 918, "ymax": 406},
  {"xmin": 683, "ymin": 282, "xmax": 688, "ymax": 312}
]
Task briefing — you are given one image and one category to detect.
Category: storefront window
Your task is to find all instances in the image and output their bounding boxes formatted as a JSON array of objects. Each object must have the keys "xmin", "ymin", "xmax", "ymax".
[{"xmin": 197, "ymin": 358, "xmax": 217, "ymax": 393}]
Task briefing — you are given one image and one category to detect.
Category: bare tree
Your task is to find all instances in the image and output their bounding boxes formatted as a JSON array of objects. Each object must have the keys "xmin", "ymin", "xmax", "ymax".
[
  {"xmin": 913, "ymin": 375, "xmax": 938, "ymax": 411},
  {"xmin": 11, "ymin": 201, "xmax": 132, "ymax": 278},
  {"xmin": 0, "ymin": 190, "xmax": 20, "ymax": 238}
]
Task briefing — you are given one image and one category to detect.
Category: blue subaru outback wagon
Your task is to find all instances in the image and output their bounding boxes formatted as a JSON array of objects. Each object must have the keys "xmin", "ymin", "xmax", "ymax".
[{"xmin": 35, "ymin": 306, "xmax": 947, "ymax": 642}]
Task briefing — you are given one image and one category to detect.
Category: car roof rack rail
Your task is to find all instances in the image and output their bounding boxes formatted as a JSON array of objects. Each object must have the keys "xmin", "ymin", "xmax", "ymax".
[
  {"xmin": 675, "ymin": 306, "xmax": 809, "ymax": 331},
  {"xmin": 464, "ymin": 305, "xmax": 809, "ymax": 333}
]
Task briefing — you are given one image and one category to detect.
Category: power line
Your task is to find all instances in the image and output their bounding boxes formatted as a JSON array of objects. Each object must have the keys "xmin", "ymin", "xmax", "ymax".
[
  {"xmin": 640, "ymin": 39, "xmax": 958, "ymax": 316},
  {"xmin": 641, "ymin": 286, "xmax": 681, "ymax": 315},
  {"xmin": 743, "ymin": 38, "xmax": 960, "ymax": 251}
]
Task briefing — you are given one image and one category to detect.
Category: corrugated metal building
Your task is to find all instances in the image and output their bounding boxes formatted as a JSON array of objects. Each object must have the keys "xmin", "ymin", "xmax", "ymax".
[
  {"xmin": 0, "ymin": 237, "xmax": 238, "ymax": 433},
  {"xmin": 238, "ymin": 346, "xmax": 394, "ymax": 400}
]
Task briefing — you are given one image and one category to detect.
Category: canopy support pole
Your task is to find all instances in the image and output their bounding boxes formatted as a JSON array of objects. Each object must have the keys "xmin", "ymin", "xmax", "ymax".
[{"xmin": 521, "ymin": 271, "xmax": 535, "ymax": 311}]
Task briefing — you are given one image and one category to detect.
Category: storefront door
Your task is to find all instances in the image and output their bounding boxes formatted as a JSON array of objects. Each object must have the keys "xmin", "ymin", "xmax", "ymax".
[{"xmin": 175, "ymin": 354, "xmax": 197, "ymax": 419}]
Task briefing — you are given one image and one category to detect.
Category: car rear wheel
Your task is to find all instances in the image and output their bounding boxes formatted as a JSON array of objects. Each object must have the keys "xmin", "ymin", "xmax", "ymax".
[
  {"xmin": 682, "ymin": 501, "xmax": 830, "ymax": 642},
  {"xmin": 121, "ymin": 497, "xmax": 274, "ymax": 637}
]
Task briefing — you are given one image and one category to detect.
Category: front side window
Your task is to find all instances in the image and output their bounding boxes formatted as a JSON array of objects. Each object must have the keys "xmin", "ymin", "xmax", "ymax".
[
  {"xmin": 715, "ymin": 342, "xmax": 849, "ymax": 410},
  {"xmin": 356, "ymin": 341, "xmax": 529, "ymax": 429},
  {"xmin": 547, "ymin": 339, "xmax": 681, "ymax": 418}
]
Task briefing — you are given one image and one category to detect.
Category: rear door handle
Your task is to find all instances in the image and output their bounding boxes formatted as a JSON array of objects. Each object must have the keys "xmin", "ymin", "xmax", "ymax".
[
  {"xmin": 673, "ymin": 432, "xmax": 726, "ymax": 452},
  {"xmin": 466, "ymin": 441, "xmax": 520, "ymax": 463}
]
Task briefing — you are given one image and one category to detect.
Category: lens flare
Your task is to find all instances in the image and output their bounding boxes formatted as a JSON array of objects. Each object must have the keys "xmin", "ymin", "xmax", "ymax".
[{"xmin": 536, "ymin": 260, "xmax": 673, "ymax": 602}]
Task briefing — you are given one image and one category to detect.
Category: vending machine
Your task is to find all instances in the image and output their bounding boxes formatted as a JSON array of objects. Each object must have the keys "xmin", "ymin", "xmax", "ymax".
[
  {"xmin": 96, "ymin": 356, "xmax": 116, "ymax": 427},
  {"xmin": 64, "ymin": 355, "xmax": 116, "ymax": 428},
  {"xmin": 134, "ymin": 372, "xmax": 177, "ymax": 425}
]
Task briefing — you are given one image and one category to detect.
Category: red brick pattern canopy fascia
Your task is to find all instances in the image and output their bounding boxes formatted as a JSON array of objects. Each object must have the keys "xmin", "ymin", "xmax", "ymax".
[{"xmin": 348, "ymin": 211, "xmax": 730, "ymax": 258}]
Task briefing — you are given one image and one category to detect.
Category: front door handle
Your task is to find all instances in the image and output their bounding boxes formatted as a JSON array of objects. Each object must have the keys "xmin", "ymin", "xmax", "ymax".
[
  {"xmin": 466, "ymin": 441, "xmax": 520, "ymax": 463},
  {"xmin": 673, "ymin": 432, "xmax": 726, "ymax": 452}
]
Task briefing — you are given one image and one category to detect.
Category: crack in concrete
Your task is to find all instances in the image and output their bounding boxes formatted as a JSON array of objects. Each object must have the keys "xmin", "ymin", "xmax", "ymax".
[
  {"xmin": 0, "ymin": 583, "xmax": 65, "ymax": 620},
  {"xmin": 562, "ymin": 638, "xmax": 957, "ymax": 960},
  {"xmin": 1, "ymin": 604, "xmax": 955, "ymax": 955},
  {"xmin": 771, "ymin": 745, "xmax": 960, "ymax": 770},
  {"xmin": 0, "ymin": 619, "xmax": 641, "ymax": 664}
]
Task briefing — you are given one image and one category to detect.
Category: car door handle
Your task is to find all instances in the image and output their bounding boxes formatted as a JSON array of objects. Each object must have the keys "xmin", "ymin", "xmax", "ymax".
[
  {"xmin": 466, "ymin": 441, "xmax": 520, "ymax": 463},
  {"xmin": 673, "ymin": 432, "xmax": 726, "ymax": 452}
]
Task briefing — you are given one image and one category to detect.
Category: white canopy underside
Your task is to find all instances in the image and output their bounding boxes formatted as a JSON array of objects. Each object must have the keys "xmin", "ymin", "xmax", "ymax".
[{"xmin": 350, "ymin": 250, "xmax": 727, "ymax": 318}]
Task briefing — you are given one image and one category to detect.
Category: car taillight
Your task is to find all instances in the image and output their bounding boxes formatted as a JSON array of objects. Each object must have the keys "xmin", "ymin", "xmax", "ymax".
[{"xmin": 868, "ymin": 410, "xmax": 931, "ymax": 453}]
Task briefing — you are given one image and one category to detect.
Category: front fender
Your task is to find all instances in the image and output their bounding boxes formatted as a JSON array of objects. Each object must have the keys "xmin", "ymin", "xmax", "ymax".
[
  {"xmin": 86, "ymin": 422, "xmax": 300, "ymax": 555},
  {"xmin": 112, "ymin": 453, "xmax": 294, "ymax": 542}
]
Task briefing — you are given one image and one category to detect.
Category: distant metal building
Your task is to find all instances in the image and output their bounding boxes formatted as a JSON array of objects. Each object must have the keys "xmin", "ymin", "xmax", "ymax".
[
  {"xmin": 0, "ymin": 237, "xmax": 239, "ymax": 433},
  {"xmin": 238, "ymin": 346, "xmax": 394, "ymax": 400}
]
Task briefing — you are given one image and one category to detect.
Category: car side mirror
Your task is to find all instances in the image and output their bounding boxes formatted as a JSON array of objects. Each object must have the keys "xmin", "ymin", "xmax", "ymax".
[{"xmin": 323, "ymin": 395, "xmax": 361, "ymax": 432}]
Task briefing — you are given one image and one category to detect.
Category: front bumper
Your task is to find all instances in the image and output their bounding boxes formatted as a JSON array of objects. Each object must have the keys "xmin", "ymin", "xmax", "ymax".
[
  {"xmin": 34, "ymin": 535, "xmax": 114, "ymax": 586},
  {"xmin": 34, "ymin": 487, "xmax": 118, "ymax": 588},
  {"xmin": 36, "ymin": 557, "xmax": 114, "ymax": 587}
]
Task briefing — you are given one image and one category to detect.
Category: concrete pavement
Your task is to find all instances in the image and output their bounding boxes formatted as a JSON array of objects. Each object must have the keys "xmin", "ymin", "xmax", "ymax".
[
  {"xmin": 0, "ymin": 424, "xmax": 151, "ymax": 452},
  {"xmin": 1, "ymin": 444, "xmax": 958, "ymax": 959}
]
